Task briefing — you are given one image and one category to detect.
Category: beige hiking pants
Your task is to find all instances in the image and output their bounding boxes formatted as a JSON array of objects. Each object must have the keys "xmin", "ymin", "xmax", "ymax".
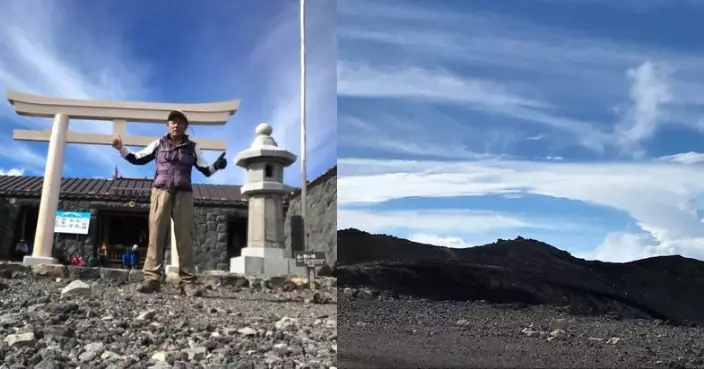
[{"xmin": 143, "ymin": 188, "xmax": 197, "ymax": 285}]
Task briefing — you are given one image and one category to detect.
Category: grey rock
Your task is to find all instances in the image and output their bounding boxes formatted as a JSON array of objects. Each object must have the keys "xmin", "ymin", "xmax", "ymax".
[
  {"xmin": 275, "ymin": 317, "xmax": 299, "ymax": 331},
  {"xmin": 148, "ymin": 362, "xmax": 172, "ymax": 369},
  {"xmin": 0, "ymin": 313, "xmax": 20, "ymax": 327},
  {"xmin": 182, "ymin": 346, "xmax": 206, "ymax": 361},
  {"xmin": 61, "ymin": 280, "xmax": 91, "ymax": 297},
  {"xmin": 84, "ymin": 341, "xmax": 104, "ymax": 352},
  {"xmin": 238, "ymin": 327, "xmax": 257, "ymax": 336},
  {"xmin": 137, "ymin": 310, "xmax": 156, "ymax": 321},
  {"xmin": 4, "ymin": 332, "xmax": 36, "ymax": 347},
  {"xmin": 100, "ymin": 351, "xmax": 122, "ymax": 361},
  {"xmin": 78, "ymin": 351, "xmax": 96, "ymax": 362}
]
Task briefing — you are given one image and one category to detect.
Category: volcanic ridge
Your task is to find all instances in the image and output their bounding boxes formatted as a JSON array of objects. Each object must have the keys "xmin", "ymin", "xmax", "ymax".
[{"xmin": 336, "ymin": 228, "xmax": 704, "ymax": 326}]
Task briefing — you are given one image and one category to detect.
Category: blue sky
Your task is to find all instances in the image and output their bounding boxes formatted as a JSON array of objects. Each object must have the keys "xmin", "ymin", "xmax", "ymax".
[
  {"xmin": 0, "ymin": 0, "xmax": 336, "ymax": 186},
  {"xmin": 337, "ymin": 0, "xmax": 704, "ymax": 262}
]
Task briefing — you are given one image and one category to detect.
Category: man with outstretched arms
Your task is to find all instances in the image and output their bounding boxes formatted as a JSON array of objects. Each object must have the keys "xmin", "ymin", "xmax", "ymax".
[{"xmin": 112, "ymin": 110, "xmax": 227, "ymax": 296}]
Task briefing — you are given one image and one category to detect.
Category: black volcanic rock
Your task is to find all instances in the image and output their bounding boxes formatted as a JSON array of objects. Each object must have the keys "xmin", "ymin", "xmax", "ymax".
[{"xmin": 337, "ymin": 228, "xmax": 704, "ymax": 326}]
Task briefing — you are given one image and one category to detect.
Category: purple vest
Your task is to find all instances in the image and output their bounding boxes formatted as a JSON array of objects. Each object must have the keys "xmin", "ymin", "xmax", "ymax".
[{"xmin": 153, "ymin": 136, "xmax": 196, "ymax": 191}]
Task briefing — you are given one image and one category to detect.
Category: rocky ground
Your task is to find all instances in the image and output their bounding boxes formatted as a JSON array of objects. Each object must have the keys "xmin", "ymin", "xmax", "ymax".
[
  {"xmin": 338, "ymin": 290, "xmax": 704, "ymax": 369},
  {"xmin": 0, "ymin": 274, "xmax": 337, "ymax": 369}
]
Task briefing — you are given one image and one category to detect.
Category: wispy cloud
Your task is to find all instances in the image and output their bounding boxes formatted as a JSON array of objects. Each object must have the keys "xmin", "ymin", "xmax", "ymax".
[
  {"xmin": 0, "ymin": 0, "xmax": 336, "ymax": 185},
  {"xmin": 218, "ymin": 0, "xmax": 337, "ymax": 186},
  {"xmin": 0, "ymin": 135, "xmax": 55, "ymax": 175},
  {"xmin": 659, "ymin": 152, "xmax": 704, "ymax": 164},
  {"xmin": 338, "ymin": 62, "xmax": 612, "ymax": 153},
  {"xmin": 0, "ymin": 0, "xmax": 154, "ymax": 177},
  {"xmin": 615, "ymin": 61, "xmax": 673, "ymax": 156},
  {"xmin": 338, "ymin": 63, "xmax": 551, "ymax": 110},
  {"xmin": 338, "ymin": 0, "xmax": 704, "ymax": 158},
  {"xmin": 339, "ymin": 208, "xmax": 563, "ymax": 233}
]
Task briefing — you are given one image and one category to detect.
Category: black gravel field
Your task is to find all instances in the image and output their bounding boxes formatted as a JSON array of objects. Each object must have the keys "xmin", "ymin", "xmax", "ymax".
[
  {"xmin": 339, "ymin": 292, "xmax": 704, "ymax": 369},
  {"xmin": 0, "ymin": 276, "xmax": 337, "ymax": 369}
]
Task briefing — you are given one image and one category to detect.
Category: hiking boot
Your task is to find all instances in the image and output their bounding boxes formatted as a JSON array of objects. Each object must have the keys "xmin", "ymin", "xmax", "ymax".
[
  {"xmin": 136, "ymin": 280, "xmax": 161, "ymax": 294},
  {"xmin": 181, "ymin": 283, "xmax": 204, "ymax": 297}
]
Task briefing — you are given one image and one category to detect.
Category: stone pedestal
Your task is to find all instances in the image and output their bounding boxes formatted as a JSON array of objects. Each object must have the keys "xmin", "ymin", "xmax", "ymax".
[
  {"xmin": 230, "ymin": 247, "xmax": 306, "ymax": 277},
  {"xmin": 229, "ymin": 123, "xmax": 303, "ymax": 278},
  {"xmin": 23, "ymin": 256, "xmax": 58, "ymax": 266}
]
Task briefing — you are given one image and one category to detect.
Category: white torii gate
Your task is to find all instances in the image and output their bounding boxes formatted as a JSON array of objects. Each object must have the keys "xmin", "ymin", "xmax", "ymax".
[{"xmin": 5, "ymin": 90, "xmax": 240, "ymax": 267}]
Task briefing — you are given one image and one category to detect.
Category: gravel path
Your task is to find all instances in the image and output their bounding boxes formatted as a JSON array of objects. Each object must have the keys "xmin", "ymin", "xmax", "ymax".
[
  {"xmin": 0, "ymin": 276, "xmax": 337, "ymax": 369},
  {"xmin": 339, "ymin": 291, "xmax": 704, "ymax": 369}
]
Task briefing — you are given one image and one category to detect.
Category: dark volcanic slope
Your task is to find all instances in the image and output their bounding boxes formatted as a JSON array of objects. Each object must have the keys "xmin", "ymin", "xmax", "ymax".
[{"xmin": 337, "ymin": 228, "xmax": 704, "ymax": 326}]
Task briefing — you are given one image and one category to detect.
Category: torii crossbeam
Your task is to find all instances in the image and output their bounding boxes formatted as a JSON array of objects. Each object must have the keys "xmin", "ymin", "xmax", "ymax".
[{"xmin": 5, "ymin": 90, "xmax": 240, "ymax": 266}]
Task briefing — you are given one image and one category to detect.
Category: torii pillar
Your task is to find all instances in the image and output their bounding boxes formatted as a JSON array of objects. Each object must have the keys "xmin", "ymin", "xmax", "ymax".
[{"xmin": 5, "ymin": 90, "xmax": 240, "ymax": 266}]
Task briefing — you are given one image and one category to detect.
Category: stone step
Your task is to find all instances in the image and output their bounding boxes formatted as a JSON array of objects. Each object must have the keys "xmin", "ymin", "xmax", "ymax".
[{"xmin": 0, "ymin": 261, "xmax": 336, "ymax": 291}]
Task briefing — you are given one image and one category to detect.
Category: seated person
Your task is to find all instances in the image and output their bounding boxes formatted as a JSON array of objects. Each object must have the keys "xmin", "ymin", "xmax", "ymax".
[
  {"xmin": 121, "ymin": 249, "xmax": 131, "ymax": 270},
  {"xmin": 14, "ymin": 239, "xmax": 28, "ymax": 260},
  {"xmin": 99, "ymin": 243, "xmax": 108, "ymax": 265},
  {"xmin": 129, "ymin": 245, "xmax": 140, "ymax": 268}
]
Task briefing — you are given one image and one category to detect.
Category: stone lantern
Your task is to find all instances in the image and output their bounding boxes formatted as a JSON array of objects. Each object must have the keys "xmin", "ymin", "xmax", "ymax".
[{"xmin": 230, "ymin": 123, "xmax": 306, "ymax": 277}]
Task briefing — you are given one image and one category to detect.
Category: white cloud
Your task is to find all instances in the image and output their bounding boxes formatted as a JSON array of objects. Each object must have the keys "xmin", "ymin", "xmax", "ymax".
[
  {"xmin": 616, "ymin": 61, "xmax": 673, "ymax": 155},
  {"xmin": 338, "ymin": 62, "xmax": 551, "ymax": 110},
  {"xmin": 658, "ymin": 152, "xmax": 704, "ymax": 164},
  {"xmin": 575, "ymin": 231, "xmax": 667, "ymax": 262},
  {"xmin": 338, "ymin": 157, "xmax": 704, "ymax": 260},
  {"xmin": 408, "ymin": 233, "xmax": 476, "ymax": 249},
  {"xmin": 0, "ymin": 168, "xmax": 24, "ymax": 176},
  {"xmin": 338, "ymin": 0, "xmax": 464, "ymax": 21},
  {"xmin": 337, "ymin": 207, "xmax": 584, "ymax": 235}
]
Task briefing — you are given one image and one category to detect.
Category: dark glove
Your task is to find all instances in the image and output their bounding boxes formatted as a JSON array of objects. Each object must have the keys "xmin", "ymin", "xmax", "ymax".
[{"xmin": 213, "ymin": 152, "xmax": 227, "ymax": 170}]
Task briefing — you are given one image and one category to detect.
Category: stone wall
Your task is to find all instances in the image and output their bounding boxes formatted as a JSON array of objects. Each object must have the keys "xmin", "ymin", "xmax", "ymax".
[
  {"xmin": 0, "ymin": 196, "xmax": 246, "ymax": 271},
  {"xmin": 182, "ymin": 206, "xmax": 247, "ymax": 271},
  {"xmin": 0, "ymin": 198, "xmax": 19, "ymax": 259},
  {"xmin": 284, "ymin": 166, "xmax": 337, "ymax": 266}
]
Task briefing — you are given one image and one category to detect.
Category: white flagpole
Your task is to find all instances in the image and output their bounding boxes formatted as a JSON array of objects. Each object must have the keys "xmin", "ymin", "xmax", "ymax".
[{"xmin": 300, "ymin": 0, "xmax": 308, "ymax": 252}]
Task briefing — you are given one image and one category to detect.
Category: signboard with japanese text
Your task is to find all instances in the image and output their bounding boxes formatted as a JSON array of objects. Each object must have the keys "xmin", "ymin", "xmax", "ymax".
[
  {"xmin": 294, "ymin": 251, "xmax": 326, "ymax": 268},
  {"xmin": 54, "ymin": 211, "xmax": 91, "ymax": 235}
]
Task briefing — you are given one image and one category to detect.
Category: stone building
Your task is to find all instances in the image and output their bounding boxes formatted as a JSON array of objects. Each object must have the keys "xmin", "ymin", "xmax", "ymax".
[
  {"xmin": 0, "ymin": 176, "xmax": 248, "ymax": 271},
  {"xmin": 284, "ymin": 166, "xmax": 337, "ymax": 266},
  {"xmin": 0, "ymin": 166, "xmax": 338, "ymax": 270}
]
